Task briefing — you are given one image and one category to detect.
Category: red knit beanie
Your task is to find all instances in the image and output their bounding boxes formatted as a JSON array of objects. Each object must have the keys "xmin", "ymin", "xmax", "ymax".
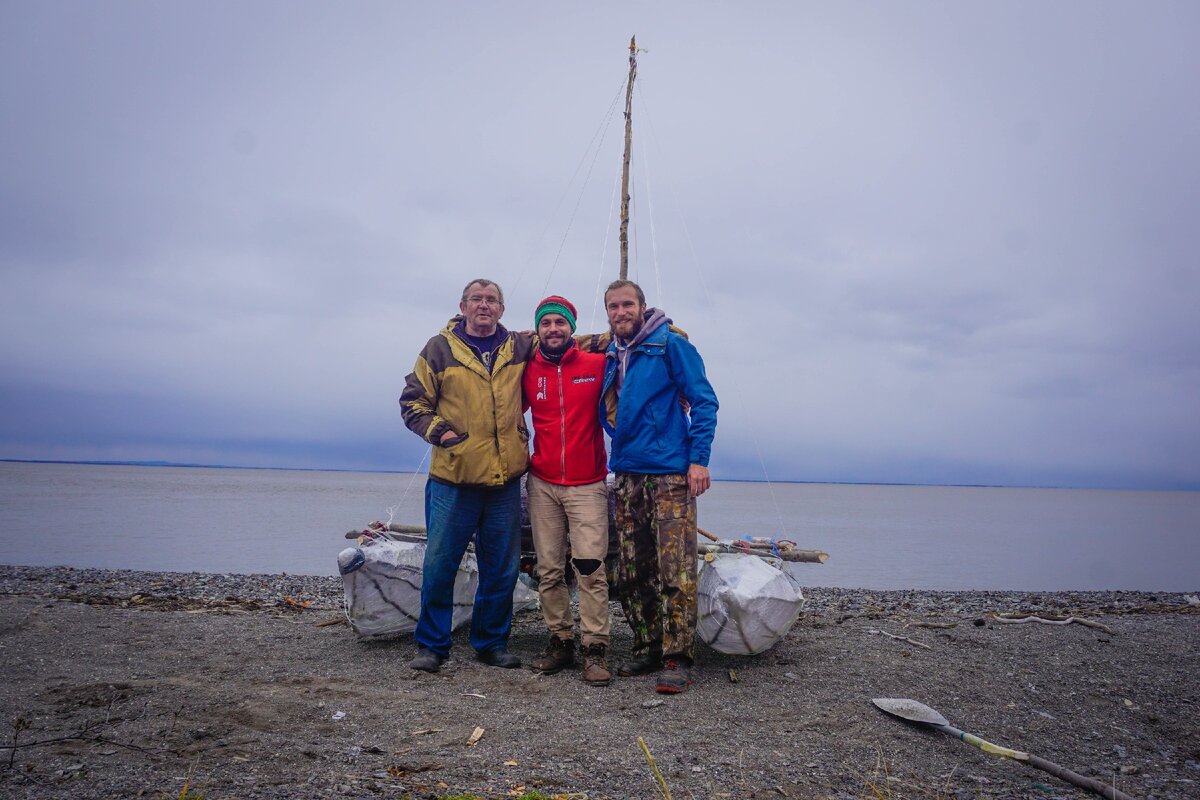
[{"xmin": 534, "ymin": 295, "xmax": 578, "ymax": 332}]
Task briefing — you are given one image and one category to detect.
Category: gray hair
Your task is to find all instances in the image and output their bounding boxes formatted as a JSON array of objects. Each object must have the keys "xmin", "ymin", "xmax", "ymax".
[{"xmin": 460, "ymin": 278, "xmax": 505, "ymax": 305}]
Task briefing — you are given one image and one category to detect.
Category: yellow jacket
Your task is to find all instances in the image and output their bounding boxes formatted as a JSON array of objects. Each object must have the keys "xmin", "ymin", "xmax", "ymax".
[{"xmin": 399, "ymin": 318, "xmax": 533, "ymax": 487}]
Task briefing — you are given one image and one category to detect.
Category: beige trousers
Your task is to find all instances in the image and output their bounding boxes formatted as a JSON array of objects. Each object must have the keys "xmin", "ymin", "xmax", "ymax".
[{"xmin": 526, "ymin": 474, "xmax": 611, "ymax": 646}]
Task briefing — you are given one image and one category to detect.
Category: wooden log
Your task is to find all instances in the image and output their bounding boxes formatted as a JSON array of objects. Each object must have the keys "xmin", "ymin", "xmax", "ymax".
[
  {"xmin": 354, "ymin": 521, "xmax": 830, "ymax": 564},
  {"xmin": 700, "ymin": 542, "xmax": 828, "ymax": 563},
  {"xmin": 384, "ymin": 522, "xmax": 427, "ymax": 534},
  {"xmin": 345, "ymin": 522, "xmax": 427, "ymax": 539}
]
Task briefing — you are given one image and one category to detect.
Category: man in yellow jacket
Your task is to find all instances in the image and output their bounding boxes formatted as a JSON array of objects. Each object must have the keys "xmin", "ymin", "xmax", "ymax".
[{"xmin": 399, "ymin": 278, "xmax": 534, "ymax": 672}]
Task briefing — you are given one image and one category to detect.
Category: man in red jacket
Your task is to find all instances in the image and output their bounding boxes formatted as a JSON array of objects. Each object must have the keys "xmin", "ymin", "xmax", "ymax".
[{"xmin": 522, "ymin": 295, "xmax": 612, "ymax": 685}]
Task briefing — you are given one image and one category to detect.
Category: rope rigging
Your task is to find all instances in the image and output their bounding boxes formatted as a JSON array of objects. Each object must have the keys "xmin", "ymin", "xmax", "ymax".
[
  {"xmin": 634, "ymin": 73, "xmax": 793, "ymax": 539},
  {"xmin": 507, "ymin": 78, "xmax": 626, "ymax": 303},
  {"xmin": 539, "ymin": 82, "xmax": 627, "ymax": 296},
  {"xmin": 389, "ymin": 40, "xmax": 793, "ymax": 542}
]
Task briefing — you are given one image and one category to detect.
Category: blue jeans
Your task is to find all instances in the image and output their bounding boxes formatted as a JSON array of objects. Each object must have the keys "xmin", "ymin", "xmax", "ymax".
[{"xmin": 415, "ymin": 478, "xmax": 522, "ymax": 658}]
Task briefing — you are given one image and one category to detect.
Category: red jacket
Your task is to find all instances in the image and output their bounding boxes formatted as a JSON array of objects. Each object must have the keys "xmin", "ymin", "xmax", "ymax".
[{"xmin": 522, "ymin": 342, "xmax": 608, "ymax": 485}]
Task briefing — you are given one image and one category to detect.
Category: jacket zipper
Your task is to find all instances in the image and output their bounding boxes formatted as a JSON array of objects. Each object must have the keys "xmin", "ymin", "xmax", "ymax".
[{"xmin": 557, "ymin": 364, "xmax": 566, "ymax": 481}]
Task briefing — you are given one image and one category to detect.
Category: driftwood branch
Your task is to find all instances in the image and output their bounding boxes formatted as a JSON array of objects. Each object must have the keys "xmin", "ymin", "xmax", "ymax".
[
  {"xmin": 991, "ymin": 613, "xmax": 1115, "ymax": 635},
  {"xmin": 1, "ymin": 717, "xmax": 178, "ymax": 762},
  {"xmin": 868, "ymin": 628, "xmax": 932, "ymax": 650}
]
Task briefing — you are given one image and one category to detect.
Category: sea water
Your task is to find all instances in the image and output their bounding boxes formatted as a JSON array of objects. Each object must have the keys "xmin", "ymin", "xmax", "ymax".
[{"xmin": 0, "ymin": 461, "xmax": 1196, "ymax": 591}]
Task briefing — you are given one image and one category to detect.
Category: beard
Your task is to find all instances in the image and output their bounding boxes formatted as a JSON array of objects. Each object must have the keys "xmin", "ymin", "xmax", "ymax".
[
  {"xmin": 612, "ymin": 318, "xmax": 642, "ymax": 341},
  {"xmin": 540, "ymin": 334, "xmax": 571, "ymax": 357}
]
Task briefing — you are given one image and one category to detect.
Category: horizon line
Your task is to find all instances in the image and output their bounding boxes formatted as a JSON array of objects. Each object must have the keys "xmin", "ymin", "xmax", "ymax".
[{"xmin": 3, "ymin": 457, "xmax": 1193, "ymax": 493}]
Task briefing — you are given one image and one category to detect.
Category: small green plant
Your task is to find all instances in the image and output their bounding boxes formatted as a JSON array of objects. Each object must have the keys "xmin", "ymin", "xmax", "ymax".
[{"xmin": 160, "ymin": 788, "xmax": 203, "ymax": 800}]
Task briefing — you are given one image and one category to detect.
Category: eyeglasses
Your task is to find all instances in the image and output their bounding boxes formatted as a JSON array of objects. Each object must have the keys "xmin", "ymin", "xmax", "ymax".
[{"xmin": 466, "ymin": 295, "xmax": 502, "ymax": 306}]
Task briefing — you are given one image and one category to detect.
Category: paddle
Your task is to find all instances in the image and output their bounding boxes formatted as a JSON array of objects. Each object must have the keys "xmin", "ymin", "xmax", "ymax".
[{"xmin": 872, "ymin": 698, "xmax": 1136, "ymax": 800}]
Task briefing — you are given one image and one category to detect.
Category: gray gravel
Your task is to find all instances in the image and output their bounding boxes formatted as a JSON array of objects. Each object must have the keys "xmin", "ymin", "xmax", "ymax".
[{"xmin": 1, "ymin": 564, "xmax": 1197, "ymax": 799}]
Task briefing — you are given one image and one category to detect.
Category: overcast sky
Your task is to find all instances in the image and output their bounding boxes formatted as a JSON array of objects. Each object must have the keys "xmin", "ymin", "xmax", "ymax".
[{"xmin": 1, "ymin": 2, "xmax": 1197, "ymax": 490}]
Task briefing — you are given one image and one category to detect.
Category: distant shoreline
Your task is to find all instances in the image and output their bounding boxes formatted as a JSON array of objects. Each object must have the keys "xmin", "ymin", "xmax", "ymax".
[{"xmin": 4, "ymin": 457, "xmax": 1188, "ymax": 492}]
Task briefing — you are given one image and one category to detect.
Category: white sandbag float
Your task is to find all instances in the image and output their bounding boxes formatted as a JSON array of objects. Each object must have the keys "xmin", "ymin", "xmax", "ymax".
[
  {"xmin": 337, "ymin": 538, "xmax": 473, "ymax": 637},
  {"xmin": 338, "ymin": 537, "xmax": 538, "ymax": 638},
  {"xmin": 696, "ymin": 553, "xmax": 806, "ymax": 655}
]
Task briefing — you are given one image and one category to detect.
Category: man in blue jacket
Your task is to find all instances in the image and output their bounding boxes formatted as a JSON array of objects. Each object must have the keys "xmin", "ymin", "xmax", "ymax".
[{"xmin": 600, "ymin": 279, "xmax": 718, "ymax": 694}]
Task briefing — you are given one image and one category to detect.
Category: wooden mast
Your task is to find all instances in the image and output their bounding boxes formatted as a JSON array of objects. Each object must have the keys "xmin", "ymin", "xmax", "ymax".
[{"xmin": 619, "ymin": 36, "xmax": 637, "ymax": 280}]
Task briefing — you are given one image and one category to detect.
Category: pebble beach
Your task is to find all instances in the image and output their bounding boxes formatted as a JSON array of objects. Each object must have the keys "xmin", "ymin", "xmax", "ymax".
[{"xmin": 1, "ymin": 564, "xmax": 1197, "ymax": 799}]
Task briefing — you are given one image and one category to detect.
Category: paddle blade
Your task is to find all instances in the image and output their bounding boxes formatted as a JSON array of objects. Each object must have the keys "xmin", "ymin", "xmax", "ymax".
[{"xmin": 872, "ymin": 698, "xmax": 950, "ymax": 726}]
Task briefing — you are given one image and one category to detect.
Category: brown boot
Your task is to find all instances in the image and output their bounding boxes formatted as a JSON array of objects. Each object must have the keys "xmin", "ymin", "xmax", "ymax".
[
  {"xmin": 581, "ymin": 643, "xmax": 611, "ymax": 686},
  {"xmin": 530, "ymin": 636, "xmax": 575, "ymax": 675}
]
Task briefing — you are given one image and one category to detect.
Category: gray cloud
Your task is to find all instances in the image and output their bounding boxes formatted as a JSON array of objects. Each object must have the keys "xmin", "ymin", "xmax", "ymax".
[{"xmin": 1, "ymin": 2, "xmax": 1197, "ymax": 488}]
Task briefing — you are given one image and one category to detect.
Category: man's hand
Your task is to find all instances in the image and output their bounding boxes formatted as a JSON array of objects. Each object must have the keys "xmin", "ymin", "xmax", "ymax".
[
  {"xmin": 439, "ymin": 429, "xmax": 466, "ymax": 446},
  {"xmin": 688, "ymin": 464, "xmax": 711, "ymax": 497}
]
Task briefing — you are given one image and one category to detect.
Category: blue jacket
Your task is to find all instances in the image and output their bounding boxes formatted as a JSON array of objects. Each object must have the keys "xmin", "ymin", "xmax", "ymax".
[{"xmin": 600, "ymin": 322, "xmax": 718, "ymax": 474}]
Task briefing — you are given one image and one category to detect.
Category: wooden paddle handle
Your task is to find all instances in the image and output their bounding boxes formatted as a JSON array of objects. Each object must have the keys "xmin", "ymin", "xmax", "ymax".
[
  {"xmin": 1026, "ymin": 754, "xmax": 1137, "ymax": 800},
  {"xmin": 942, "ymin": 725, "xmax": 1137, "ymax": 800}
]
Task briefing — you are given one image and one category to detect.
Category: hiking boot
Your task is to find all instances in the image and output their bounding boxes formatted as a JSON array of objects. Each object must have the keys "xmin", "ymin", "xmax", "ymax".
[
  {"xmin": 616, "ymin": 649, "xmax": 663, "ymax": 677},
  {"xmin": 408, "ymin": 647, "xmax": 445, "ymax": 673},
  {"xmin": 655, "ymin": 658, "xmax": 693, "ymax": 694},
  {"xmin": 581, "ymin": 643, "xmax": 611, "ymax": 686},
  {"xmin": 476, "ymin": 648, "xmax": 521, "ymax": 669},
  {"xmin": 530, "ymin": 636, "xmax": 575, "ymax": 675}
]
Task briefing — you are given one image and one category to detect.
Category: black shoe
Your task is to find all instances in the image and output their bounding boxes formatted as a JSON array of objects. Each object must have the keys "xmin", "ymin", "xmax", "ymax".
[
  {"xmin": 530, "ymin": 636, "xmax": 575, "ymax": 675},
  {"xmin": 477, "ymin": 648, "xmax": 521, "ymax": 669},
  {"xmin": 655, "ymin": 658, "xmax": 693, "ymax": 694},
  {"xmin": 616, "ymin": 649, "xmax": 663, "ymax": 677},
  {"xmin": 408, "ymin": 647, "xmax": 445, "ymax": 673}
]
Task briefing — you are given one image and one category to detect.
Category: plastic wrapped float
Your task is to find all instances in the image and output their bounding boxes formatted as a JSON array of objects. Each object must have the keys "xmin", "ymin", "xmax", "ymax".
[
  {"xmin": 338, "ymin": 536, "xmax": 539, "ymax": 638},
  {"xmin": 696, "ymin": 553, "xmax": 806, "ymax": 655},
  {"xmin": 337, "ymin": 538, "xmax": 477, "ymax": 637}
]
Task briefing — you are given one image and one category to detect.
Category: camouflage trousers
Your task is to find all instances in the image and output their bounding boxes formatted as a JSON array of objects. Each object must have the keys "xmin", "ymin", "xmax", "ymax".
[{"xmin": 613, "ymin": 472, "xmax": 697, "ymax": 661}]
